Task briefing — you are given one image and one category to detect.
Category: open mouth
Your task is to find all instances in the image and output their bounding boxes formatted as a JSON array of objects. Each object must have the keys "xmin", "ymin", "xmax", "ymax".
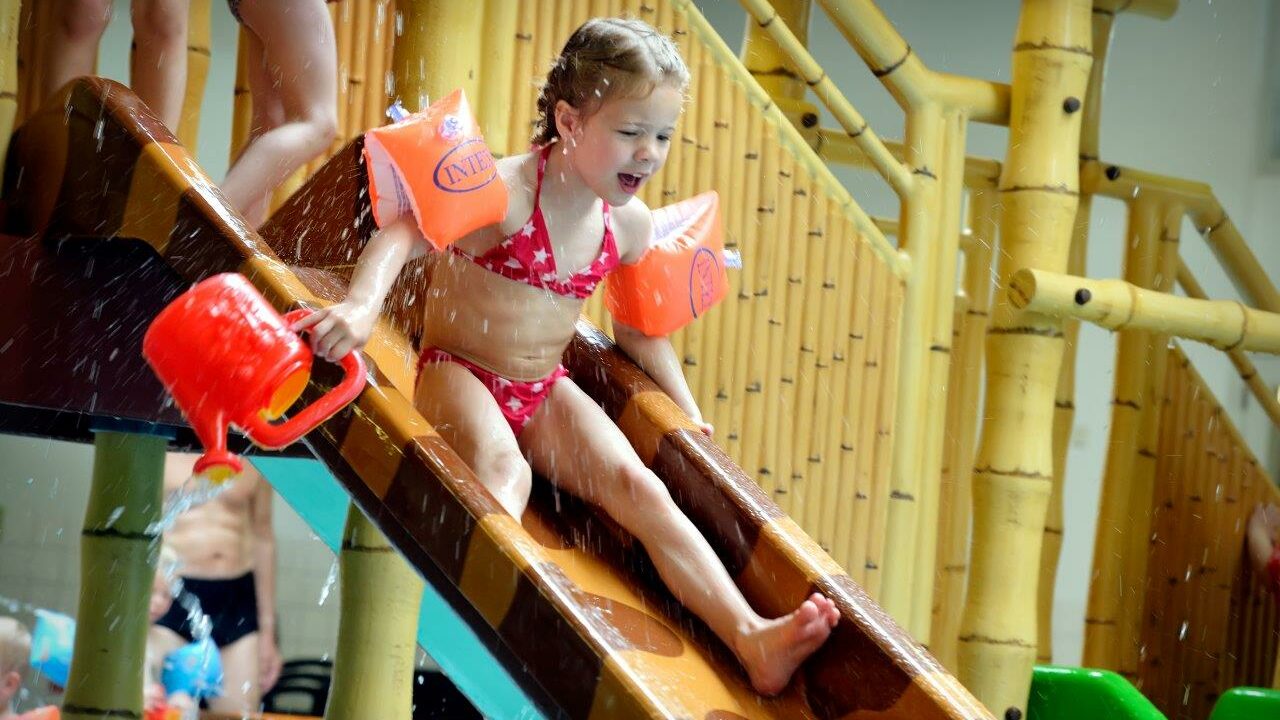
[{"xmin": 618, "ymin": 173, "xmax": 645, "ymax": 194}]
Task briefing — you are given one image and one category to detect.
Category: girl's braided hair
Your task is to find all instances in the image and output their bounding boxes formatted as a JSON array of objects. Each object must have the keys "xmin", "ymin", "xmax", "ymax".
[{"xmin": 532, "ymin": 18, "xmax": 689, "ymax": 147}]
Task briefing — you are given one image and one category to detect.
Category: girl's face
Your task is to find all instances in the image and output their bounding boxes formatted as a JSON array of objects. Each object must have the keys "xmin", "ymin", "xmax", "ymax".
[{"xmin": 561, "ymin": 82, "xmax": 684, "ymax": 206}]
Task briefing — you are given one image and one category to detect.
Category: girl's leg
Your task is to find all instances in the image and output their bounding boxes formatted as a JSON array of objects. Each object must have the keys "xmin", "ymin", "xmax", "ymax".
[
  {"xmin": 234, "ymin": 29, "xmax": 285, "ymax": 225},
  {"xmin": 414, "ymin": 361, "xmax": 534, "ymax": 518},
  {"xmin": 520, "ymin": 378, "xmax": 840, "ymax": 696},
  {"xmin": 220, "ymin": 0, "xmax": 337, "ymax": 227},
  {"xmin": 129, "ymin": 0, "xmax": 189, "ymax": 132},
  {"xmin": 42, "ymin": 0, "xmax": 113, "ymax": 99}
]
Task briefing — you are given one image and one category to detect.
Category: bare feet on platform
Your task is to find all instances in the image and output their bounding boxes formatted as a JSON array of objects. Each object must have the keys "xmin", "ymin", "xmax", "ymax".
[{"xmin": 735, "ymin": 592, "xmax": 841, "ymax": 696}]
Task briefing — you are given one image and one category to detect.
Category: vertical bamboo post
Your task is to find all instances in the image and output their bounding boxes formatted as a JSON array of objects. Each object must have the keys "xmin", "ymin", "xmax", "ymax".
[
  {"xmin": 479, "ymin": 0, "xmax": 518, "ymax": 153},
  {"xmin": 958, "ymin": 1, "xmax": 1092, "ymax": 714},
  {"xmin": 394, "ymin": 0, "xmax": 481, "ymax": 118},
  {"xmin": 0, "ymin": 0, "xmax": 21, "ymax": 182},
  {"xmin": 1039, "ymin": 7, "xmax": 1114, "ymax": 664},
  {"xmin": 363, "ymin": 1, "xmax": 393, "ymax": 132},
  {"xmin": 325, "ymin": 507, "xmax": 421, "ymax": 720},
  {"xmin": 62, "ymin": 430, "xmax": 167, "ymax": 720},
  {"xmin": 910, "ymin": 108, "xmax": 967, "ymax": 639},
  {"xmin": 177, "ymin": 0, "xmax": 212, "ymax": 150},
  {"xmin": 1119, "ymin": 201, "xmax": 1181, "ymax": 680},
  {"xmin": 229, "ymin": 27, "xmax": 252, "ymax": 165},
  {"xmin": 932, "ymin": 187, "xmax": 997, "ymax": 670},
  {"xmin": 879, "ymin": 100, "xmax": 941, "ymax": 632},
  {"xmin": 865, "ymin": 269, "xmax": 904, "ymax": 600},
  {"xmin": 332, "ymin": 0, "xmax": 354, "ymax": 141},
  {"xmin": 1083, "ymin": 194, "xmax": 1160, "ymax": 671}
]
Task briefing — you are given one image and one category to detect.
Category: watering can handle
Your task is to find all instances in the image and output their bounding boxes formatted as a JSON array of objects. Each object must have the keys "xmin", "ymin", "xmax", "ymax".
[{"xmin": 240, "ymin": 309, "xmax": 368, "ymax": 449}]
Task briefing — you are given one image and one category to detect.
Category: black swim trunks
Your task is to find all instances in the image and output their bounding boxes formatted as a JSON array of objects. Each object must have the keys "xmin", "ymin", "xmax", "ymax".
[{"xmin": 155, "ymin": 571, "xmax": 260, "ymax": 647}]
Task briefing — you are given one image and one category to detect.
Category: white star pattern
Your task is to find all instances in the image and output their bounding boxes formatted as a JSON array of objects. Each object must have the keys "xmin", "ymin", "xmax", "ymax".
[
  {"xmin": 505, "ymin": 258, "xmax": 523, "ymax": 269},
  {"xmin": 505, "ymin": 397, "xmax": 524, "ymax": 412},
  {"xmin": 500, "ymin": 239, "xmax": 513, "ymax": 248},
  {"xmin": 532, "ymin": 248, "xmax": 550, "ymax": 265},
  {"xmin": 520, "ymin": 221, "xmax": 535, "ymax": 237},
  {"xmin": 542, "ymin": 272, "xmax": 558, "ymax": 283},
  {"xmin": 531, "ymin": 382, "xmax": 543, "ymax": 393},
  {"xmin": 495, "ymin": 377, "xmax": 512, "ymax": 388}
]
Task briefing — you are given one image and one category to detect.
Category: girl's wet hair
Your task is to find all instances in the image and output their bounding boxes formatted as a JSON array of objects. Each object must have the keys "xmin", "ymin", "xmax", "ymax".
[{"xmin": 533, "ymin": 18, "xmax": 689, "ymax": 146}]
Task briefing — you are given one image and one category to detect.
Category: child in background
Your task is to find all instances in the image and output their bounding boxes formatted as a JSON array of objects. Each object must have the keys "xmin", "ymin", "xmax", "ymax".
[
  {"xmin": 296, "ymin": 18, "xmax": 839, "ymax": 696},
  {"xmin": 1248, "ymin": 503, "xmax": 1280, "ymax": 601},
  {"xmin": 0, "ymin": 617, "xmax": 56, "ymax": 720},
  {"xmin": 42, "ymin": 0, "xmax": 189, "ymax": 132},
  {"xmin": 218, "ymin": 0, "xmax": 338, "ymax": 227}
]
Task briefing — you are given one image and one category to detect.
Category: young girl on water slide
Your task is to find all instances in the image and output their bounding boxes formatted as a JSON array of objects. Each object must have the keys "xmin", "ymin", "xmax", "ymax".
[{"xmin": 296, "ymin": 18, "xmax": 839, "ymax": 695}]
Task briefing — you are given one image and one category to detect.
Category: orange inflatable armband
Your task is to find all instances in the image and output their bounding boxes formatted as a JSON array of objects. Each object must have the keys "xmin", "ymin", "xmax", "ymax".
[
  {"xmin": 605, "ymin": 191, "xmax": 731, "ymax": 336},
  {"xmin": 363, "ymin": 89, "xmax": 508, "ymax": 251}
]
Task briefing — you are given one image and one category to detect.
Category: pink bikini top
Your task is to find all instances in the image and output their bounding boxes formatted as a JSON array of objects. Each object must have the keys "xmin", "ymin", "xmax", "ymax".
[{"xmin": 451, "ymin": 145, "xmax": 620, "ymax": 299}]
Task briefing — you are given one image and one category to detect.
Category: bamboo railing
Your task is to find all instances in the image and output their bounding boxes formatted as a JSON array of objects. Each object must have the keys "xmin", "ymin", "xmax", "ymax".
[{"xmin": 1138, "ymin": 346, "xmax": 1280, "ymax": 718}]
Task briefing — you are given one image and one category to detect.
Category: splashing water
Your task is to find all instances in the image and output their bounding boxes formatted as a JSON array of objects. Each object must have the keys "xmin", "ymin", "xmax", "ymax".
[
  {"xmin": 147, "ymin": 476, "xmax": 231, "ymax": 536},
  {"xmin": 318, "ymin": 560, "xmax": 339, "ymax": 606}
]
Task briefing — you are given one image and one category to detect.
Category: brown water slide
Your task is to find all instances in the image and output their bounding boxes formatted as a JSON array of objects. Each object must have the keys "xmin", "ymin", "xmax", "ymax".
[{"xmin": 0, "ymin": 78, "xmax": 991, "ymax": 720}]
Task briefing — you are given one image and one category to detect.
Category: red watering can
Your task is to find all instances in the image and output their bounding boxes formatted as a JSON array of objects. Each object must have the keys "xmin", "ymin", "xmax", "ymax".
[{"xmin": 143, "ymin": 273, "xmax": 367, "ymax": 481}]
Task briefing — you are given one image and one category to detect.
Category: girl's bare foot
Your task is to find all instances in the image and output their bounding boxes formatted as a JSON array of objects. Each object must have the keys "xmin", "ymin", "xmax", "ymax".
[{"xmin": 734, "ymin": 592, "xmax": 840, "ymax": 696}]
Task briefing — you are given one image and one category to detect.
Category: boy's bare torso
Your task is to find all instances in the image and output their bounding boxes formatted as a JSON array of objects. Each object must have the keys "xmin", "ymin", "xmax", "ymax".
[{"xmin": 163, "ymin": 454, "xmax": 258, "ymax": 579}]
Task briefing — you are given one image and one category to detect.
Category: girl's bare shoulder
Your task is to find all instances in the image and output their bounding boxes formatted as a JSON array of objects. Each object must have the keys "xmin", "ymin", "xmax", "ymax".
[
  {"xmin": 611, "ymin": 197, "xmax": 655, "ymax": 264},
  {"xmin": 496, "ymin": 152, "xmax": 539, "ymax": 234}
]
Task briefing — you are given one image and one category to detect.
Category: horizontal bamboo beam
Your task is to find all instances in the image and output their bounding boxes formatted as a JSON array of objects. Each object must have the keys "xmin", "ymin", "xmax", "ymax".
[
  {"xmin": 1094, "ymin": 0, "xmax": 1179, "ymax": 19},
  {"xmin": 1081, "ymin": 161, "xmax": 1280, "ymax": 314},
  {"xmin": 1177, "ymin": 259, "xmax": 1280, "ymax": 428},
  {"xmin": 1009, "ymin": 267, "xmax": 1280, "ymax": 354},
  {"xmin": 874, "ymin": 215, "xmax": 899, "ymax": 236},
  {"xmin": 811, "ymin": 127, "xmax": 1002, "ymax": 189},
  {"xmin": 673, "ymin": 0, "xmax": 905, "ymax": 276},
  {"xmin": 737, "ymin": 0, "xmax": 912, "ymax": 195},
  {"xmin": 813, "ymin": 0, "xmax": 1010, "ymax": 123}
]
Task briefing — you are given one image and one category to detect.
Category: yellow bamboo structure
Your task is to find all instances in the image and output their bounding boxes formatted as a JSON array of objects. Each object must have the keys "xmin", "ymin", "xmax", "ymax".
[
  {"xmin": 0, "ymin": 0, "xmax": 20, "ymax": 182},
  {"xmin": 62, "ymin": 430, "xmax": 167, "ymax": 720},
  {"xmin": 176, "ymin": 0, "xmax": 212, "ymax": 150},
  {"xmin": 229, "ymin": 27, "xmax": 252, "ymax": 164},
  {"xmin": 324, "ymin": 507, "xmax": 420, "ymax": 720},
  {"xmin": 958, "ymin": 1, "xmax": 1092, "ymax": 715},
  {"xmin": 931, "ymin": 188, "xmax": 997, "ymax": 671},
  {"xmin": 1038, "ymin": 7, "xmax": 1113, "ymax": 665},
  {"xmin": 479, "ymin": 0, "xmax": 519, "ymax": 152},
  {"xmin": 1009, "ymin": 268, "xmax": 1280, "ymax": 355},
  {"xmin": 1177, "ymin": 260, "xmax": 1280, "ymax": 428}
]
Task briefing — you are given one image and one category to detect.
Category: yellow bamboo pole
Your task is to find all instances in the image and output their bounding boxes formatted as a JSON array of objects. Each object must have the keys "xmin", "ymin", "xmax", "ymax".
[
  {"xmin": 958, "ymin": 1, "xmax": 1092, "ymax": 714},
  {"xmin": 865, "ymin": 270, "xmax": 904, "ymax": 600},
  {"xmin": 348, "ymin": 0, "xmax": 373, "ymax": 132},
  {"xmin": 1009, "ymin": 268, "xmax": 1280, "ymax": 354},
  {"xmin": 1119, "ymin": 202, "xmax": 1181, "ymax": 679},
  {"xmin": 810, "ymin": 129, "xmax": 1002, "ymax": 191},
  {"xmin": 686, "ymin": 42, "xmax": 718, "ymax": 406},
  {"xmin": 812, "ymin": 0, "xmax": 1010, "ymax": 124},
  {"xmin": 1178, "ymin": 260, "xmax": 1280, "ymax": 428},
  {"xmin": 696, "ymin": 63, "xmax": 733, "ymax": 422},
  {"xmin": 724, "ymin": 109, "xmax": 764, "ymax": 463},
  {"xmin": 879, "ymin": 99, "xmax": 941, "ymax": 631},
  {"xmin": 739, "ymin": 0, "xmax": 810, "ymax": 102},
  {"xmin": 324, "ymin": 507, "xmax": 420, "ymax": 720},
  {"xmin": 332, "ymin": 0, "xmax": 353, "ymax": 141},
  {"xmin": 363, "ymin": 0, "xmax": 393, "ymax": 132},
  {"xmin": 230, "ymin": 27, "xmax": 252, "ymax": 164},
  {"xmin": 834, "ymin": 236, "xmax": 871, "ymax": 580},
  {"xmin": 394, "ymin": 1, "xmax": 481, "ymax": 117},
  {"xmin": 1082, "ymin": 162, "xmax": 1280, "ymax": 315},
  {"xmin": 479, "ymin": 0, "xmax": 518, "ymax": 153},
  {"xmin": 63, "ymin": 431, "xmax": 167, "ymax": 720},
  {"xmin": 1039, "ymin": 7, "xmax": 1113, "ymax": 664},
  {"xmin": 817, "ymin": 215, "xmax": 857, "ymax": 557},
  {"xmin": 758, "ymin": 148, "xmax": 796, "ymax": 502},
  {"xmin": 739, "ymin": 125, "xmax": 781, "ymax": 489},
  {"xmin": 932, "ymin": 188, "xmax": 997, "ymax": 670},
  {"xmin": 176, "ymin": 0, "xmax": 211, "ymax": 150},
  {"xmin": 673, "ymin": 0, "xmax": 900, "ymax": 274},
  {"xmin": 711, "ymin": 81, "xmax": 750, "ymax": 452},
  {"xmin": 1078, "ymin": 194, "xmax": 1160, "ymax": 672},
  {"xmin": 737, "ymin": 0, "xmax": 912, "ymax": 196},
  {"xmin": 910, "ymin": 108, "xmax": 967, "ymax": 639},
  {"xmin": 0, "ymin": 0, "xmax": 19, "ymax": 183},
  {"xmin": 786, "ymin": 160, "xmax": 825, "ymax": 508},
  {"xmin": 801, "ymin": 189, "xmax": 842, "ymax": 539},
  {"xmin": 506, "ymin": 0, "xmax": 536, "ymax": 154}
]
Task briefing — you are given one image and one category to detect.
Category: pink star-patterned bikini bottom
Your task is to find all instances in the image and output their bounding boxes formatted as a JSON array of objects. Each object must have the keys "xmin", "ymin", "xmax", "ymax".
[{"xmin": 417, "ymin": 346, "xmax": 568, "ymax": 436}]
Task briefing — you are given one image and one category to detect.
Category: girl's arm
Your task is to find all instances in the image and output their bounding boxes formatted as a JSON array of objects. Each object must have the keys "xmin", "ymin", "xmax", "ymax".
[
  {"xmin": 292, "ymin": 215, "xmax": 427, "ymax": 361},
  {"xmin": 613, "ymin": 321, "xmax": 712, "ymax": 435}
]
